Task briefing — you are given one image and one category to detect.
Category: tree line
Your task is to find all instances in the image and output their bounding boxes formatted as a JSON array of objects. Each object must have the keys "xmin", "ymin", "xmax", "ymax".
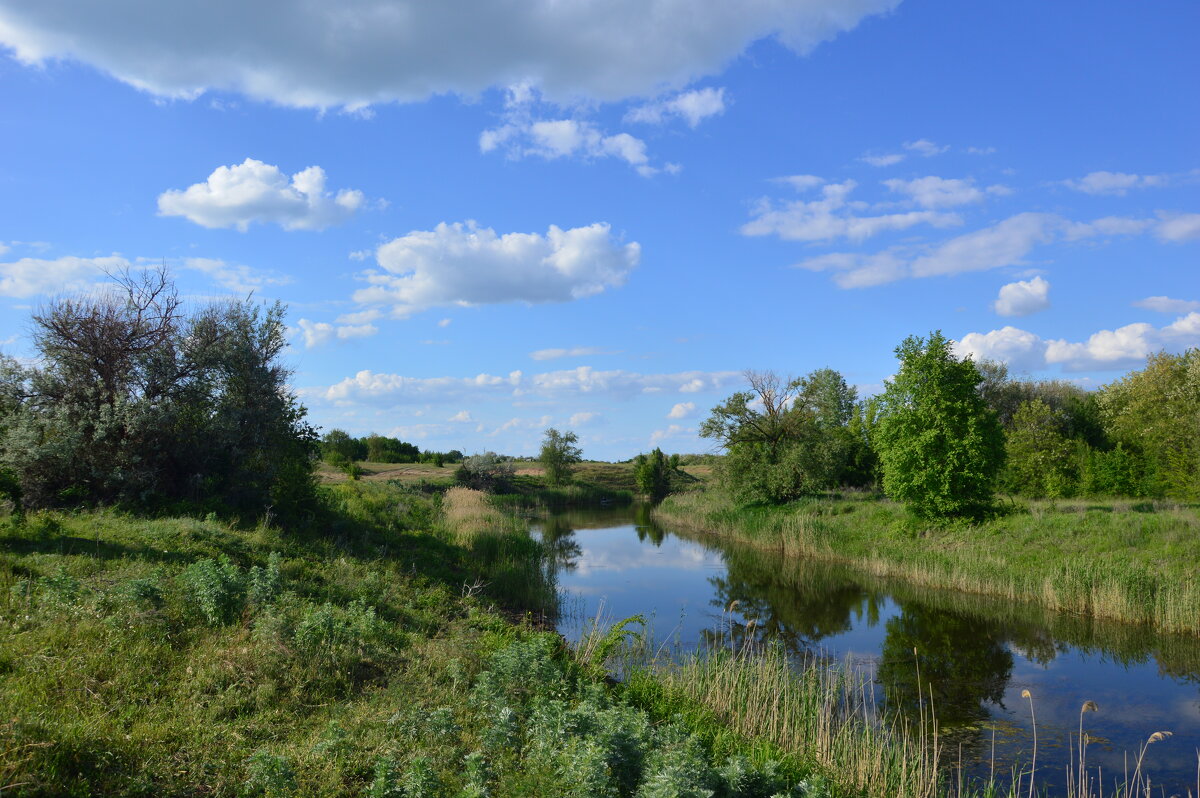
[
  {"xmin": 319, "ymin": 429, "xmax": 463, "ymax": 468},
  {"xmin": 701, "ymin": 331, "xmax": 1200, "ymax": 520}
]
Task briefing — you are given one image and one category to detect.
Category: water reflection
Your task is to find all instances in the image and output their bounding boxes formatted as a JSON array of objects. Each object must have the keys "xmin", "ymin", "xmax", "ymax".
[{"xmin": 537, "ymin": 505, "xmax": 1200, "ymax": 795}]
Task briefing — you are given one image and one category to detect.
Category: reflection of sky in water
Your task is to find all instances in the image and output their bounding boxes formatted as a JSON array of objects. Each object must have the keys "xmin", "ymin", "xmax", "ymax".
[{"xmin": 546, "ymin": 511, "xmax": 1200, "ymax": 796}]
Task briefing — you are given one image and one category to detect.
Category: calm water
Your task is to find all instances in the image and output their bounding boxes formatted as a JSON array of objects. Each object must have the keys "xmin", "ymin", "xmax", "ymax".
[{"xmin": 534, "ymin": 505, "xmax": 1200, "ymax": 796}]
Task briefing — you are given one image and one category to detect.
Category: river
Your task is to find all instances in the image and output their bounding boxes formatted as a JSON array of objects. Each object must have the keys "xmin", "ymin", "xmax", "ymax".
[{"xmin": 533, "ymin": 505, "xmax": 1200, "ymax": 796}]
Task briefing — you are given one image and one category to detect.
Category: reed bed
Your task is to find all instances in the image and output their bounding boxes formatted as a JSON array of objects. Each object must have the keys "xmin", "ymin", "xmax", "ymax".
[{"xmin": 655, "ymin": 491, "xmax": 1200, "ymax": 635}]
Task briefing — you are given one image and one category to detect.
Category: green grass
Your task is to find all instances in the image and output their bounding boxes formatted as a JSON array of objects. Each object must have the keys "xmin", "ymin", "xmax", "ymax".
[
  {"xmin": 0, "ymin": 481, "xmax": 874, "ymax": 797},
  {"xmin": 654, "ymin": 490, "xmax": 1200, "ymax": 635}
]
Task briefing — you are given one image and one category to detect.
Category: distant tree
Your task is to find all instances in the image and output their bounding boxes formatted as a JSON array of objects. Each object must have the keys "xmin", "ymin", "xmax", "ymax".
[
  {"xmin": 322, "ymin": 429, "xmax": 359, "ymax": 463},
  {"xmin": 874, "ymin": 331, "xmax": 1005, "ymax": 520},
  {"xmin": 1004, "ymin": 399, "xmax": 1076, "ymax": 497},
  {"xmin": 701, "ymin": 369, "xmax": 858, "ymax": 504},
  {"xmin": 633, "ymin": 448, "xmax": 672, "ymax": 500},
  {"xmin": 1098, "ymin": 348, "xmax": 1200, "ymax": 498},
  {"xmin": 539, "ymin": 428, "xmax": 582, "ymax": 486}
]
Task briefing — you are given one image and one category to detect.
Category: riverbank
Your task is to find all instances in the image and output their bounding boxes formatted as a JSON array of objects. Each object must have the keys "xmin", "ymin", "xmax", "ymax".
[
  {"xmin": 1, "ymin": 482, "xmax": 950, "ymax": 797},
  {"xmin": 654, "ymin": 490, "xmax": 1200, "ymax": 635}
]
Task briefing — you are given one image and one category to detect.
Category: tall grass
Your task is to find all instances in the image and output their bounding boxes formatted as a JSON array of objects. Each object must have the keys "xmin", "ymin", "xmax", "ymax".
[{"xmin": 655, "ymin": 491, "xmax": 1200, "ymax": 635}]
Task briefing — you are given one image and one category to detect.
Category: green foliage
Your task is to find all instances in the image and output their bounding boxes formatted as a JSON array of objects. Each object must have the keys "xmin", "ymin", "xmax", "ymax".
[
  {"xmin": 874, "ymin": 331, "xmax": 1005, "ymax": 520},
  {"xmin": 701, "ymin": 370, "xmax": 862, "ymax": 505},
  {"xmin": 540, "ymin": 427, "xmax": 583, "ymax": 486},
  {"xmin": 1004, "ymin": 399, "xmax": 1077, "ymax": 497},
  {"xmin": 242, "ymin": 750, "xmax": 297, "ymax": 798},
  {"xmin": 456, "ymin": 452, "xmax": 516, "ymax": 492},
  {"xmin": 181, "ymin": 555, "xmax": 248, "ymax": 625},
  {"xmin": 1099, "ymin": 348, "xmax": 1200, "ymax": 497},
  {"xmin": 0, "ymin": 268, "xmax": 318, "ymax": 519},
  {"xmin": 633, "ymin": 448, "xmax": 673, "ymax": 500}
]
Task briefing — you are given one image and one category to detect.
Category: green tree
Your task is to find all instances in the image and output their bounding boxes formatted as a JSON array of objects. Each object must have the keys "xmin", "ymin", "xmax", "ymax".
[
  {"xmin": 633, "ymin": 448, "xmax": 672, "ymax": 500},
  {"xmin": 1098, "ymin": 349, "xmax": 1200, "ymax": 498},
  {"xmin": 539, "ymin": 428, "xmax": 582, "ymax": 486},
  {"xmin": 1004, "ymin": 399, "xmax": 1076, "ymax": 497},
  {"xmin": 874, "ymin": 331, "xmax": 1005, "ymax": 520}
]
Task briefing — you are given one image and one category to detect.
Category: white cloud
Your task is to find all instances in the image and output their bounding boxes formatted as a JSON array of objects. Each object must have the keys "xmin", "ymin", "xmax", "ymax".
[
  {"xmin": 799, "ymin": 212, "xmax": 1152, "ymax": 288},
  {"xmin": 295, "ymin": 319, "xmax": 379, "ymax": 348},
  {"xmin": 0, "ymin": 254, "xmax": 119, "ymax": 298},
  {"xmin": 742, "ymin": 180, "xmax": 962, "ymax": 243},
  {"xmin": 1134, "ymin": 296, "xmax": 1200, "ymax": 314},
  {"xmin": 479, "ymin": 87, "xmax": 673, "ymax": 176},
  {"xmin": 0, "ymin": 242, "xmax": 8, "ymax": 256},
  {"xmin": 667, "ymin": 402, "xmax": 696, "ymax": 419},
  {"xmin": 530, "ymin": 346, "xmax": 611, "ymax": 361},
  {"xmin": 904, "ymin": 139, "xmax": 949, "ymax": 157},
  {"xmin": 0, "ymin": 1, "xmax": 900, "ymax": 109},
  {"xmin": 992, "ymin": 276, "xmax": 1050, "ymax": 317},
  {"xmin": 966, "ymin": 146, "xmax": 996, "ymax": 155},
  {"xmin": 352, "ymin": 221, "xmax": 639, "ymax": 318},
  {"xmin": 1155, "ymin": 213, "xmax": 1200, "ymax": 243},
  {"xmin": 437, "ymin": 318, "xmax": 452, "ymax": 328},
  {"xmin": 448, "ymin": 410, "xmax": 474, "ymax": 423},
  {"xmin": 183, "ymin": 257, "xmax": 292, "ymax": 294},
  {"xmin": 157, "ymin": 159, "xmax": 364, "ymax": 231},
  {"xmin": 955, "ymin": 312, "xmax": 1200, "ymax": 373},
  {"xmin": 1062, "ymin": 170, "xmax": 1169, "ymax": 196},
  {"xmin": 883, "ymin": 176, "xmax": 1009, "ymax": 209},
  {"xmin": 308, "ymin": 367, "xmax": 738, "ymax": 406},
  {"xmin": 650, "ymin": 424, "xmax": 692, "ymax": 445},
  {"xmin": 626, "ymin": 87, "xmax": 726, "ymax": 127},
  {"xmin": 859, "ymin": 153, "xmax": 905, "ymax": 167},
  {"xmin": 569, "ymin": 411, "xmax": 599, "ymax": 426}
]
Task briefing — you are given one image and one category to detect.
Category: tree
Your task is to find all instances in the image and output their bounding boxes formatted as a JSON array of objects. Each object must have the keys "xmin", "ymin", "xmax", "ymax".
[
  {"xmin": 1004, "ymin": 399, "xmax": 1076, "ymax": 497},
  {"xmin": 700, "ymin": 369, "xmax": 857, "ymax": 504},
  {"xmin": 1098, "ymin": 348, "xmax": 1200, "ymax": 498},
  {"xmin": 633, "ymin": 448, "xmax": 672, "ymax": 500},
  {"xmin": 0, "ymin": 268, "xmax": 317, "ymax": 518},
  {"xmin": 539, "ymin": 428, "xmax": 582, "ymax": 486},
  {"xmin": 874, "ymin": 331, "xmax": 1005, "ymax": 520},
  {"xmin": 454, "ymin": 452, "xmax": 515, "ymax": 492}
]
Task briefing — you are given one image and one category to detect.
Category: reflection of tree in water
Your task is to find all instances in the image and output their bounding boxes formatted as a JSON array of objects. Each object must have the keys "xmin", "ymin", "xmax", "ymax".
[
  {"xmin": 702, "ymin": 544, "xmax": 882, "ymax": 655},
  {"xmin": 878, "ymin": 605, "xmax": 1013, "ymax": 726},
  {"xmin": 633, "ymin": 503, "xmax": 665, "ymax": 546},
  {"xmin": 538, "ymin": 515, "xmax": 582, "ymax": 571}
]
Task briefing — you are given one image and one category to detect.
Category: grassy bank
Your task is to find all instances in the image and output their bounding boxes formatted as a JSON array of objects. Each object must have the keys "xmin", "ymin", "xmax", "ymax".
[
  {"xmin": 3, "ymin": 481, "xmax": 949, "ymax": 797},
  {"xmin": 654, "ymin": 490, "xmax": 1200, "ymax": 635}
]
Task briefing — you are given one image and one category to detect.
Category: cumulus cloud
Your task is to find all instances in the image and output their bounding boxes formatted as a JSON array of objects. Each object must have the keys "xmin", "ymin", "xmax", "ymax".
[
  {"xmin": 530, "ymin": 346, "xmax": 611, "ymax": 361},
  {"xmin": 0, "ymin": 1, "xmax": 901, "ymax": 109},
  {"xmin": 650, "ymin": 424, "xmax": 692, "ymax": 445},
  {"xmin": 798, "ymin": 212, "xmax": 1153, "ymax": 288},
  {"xmin": 992, "ymin": 276, "xmax": 1050, "ymax": 317},
  {"xmin": 882, "ymin": 176, "xmax": 1010, "ymax": 209},
  {"xmin": 1062, "ymin": 170, "xmax": 1169, "ymax": 196},
  {"xmin": 625, "ymin": 87, "xmax": 726, "ymax": 127},
  {"xmin": 955, "ymin": 312, "xmax": 1200, "ymax": 373},
  {"xmin": 448, "ymin": 410, "xmax": 474, "ymax": 423},
  {"xmin": 183, "ymin": 257, "xmax": 292, "ymax": 294},
  {"xmin": 1134, "ymin": 296, "xmax": 1200, "ymax": 314},
  {"xmin": 351, "ymin": 221, "xmax": 639, "ymax": 318},
  {"xmin": 904, "ymin": 139, "xmax": 949, "ymax": 157},
  {"xmin": 742, "ymin": 179, "xmax": 962, "ymax": 243},
  {"xmin": 308, "ymin": 367, "xmax": 738, "ymax": 406},
  {"xmin": 667, "ymin": 402, "xmax": 696, "ymax": 419},
  {"xmin": 295, "ymin": 319, "xmax": 378, "ymax": 348},
  {"xmin": 0, "ymin": 254, "xmax": 119, "ymax": 297},
  {"xmin": 437, "ymin": 318, "xmax": 452, "ymax": 328},
  {"xmin": 157, "ymin": 159, "xmax": 364, "ymax": 231}
]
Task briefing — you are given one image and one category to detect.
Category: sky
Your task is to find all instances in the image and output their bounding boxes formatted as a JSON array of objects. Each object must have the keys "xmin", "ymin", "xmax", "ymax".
[{"xmin": 0, "ymin": 0, "xmax": 1197, "ymax": 460}]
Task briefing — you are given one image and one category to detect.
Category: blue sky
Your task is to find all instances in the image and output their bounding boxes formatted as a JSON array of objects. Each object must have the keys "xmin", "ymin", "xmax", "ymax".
[{"xmin": 1, "ymin": 0, "xmax": 1197, "ymax": 460}]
